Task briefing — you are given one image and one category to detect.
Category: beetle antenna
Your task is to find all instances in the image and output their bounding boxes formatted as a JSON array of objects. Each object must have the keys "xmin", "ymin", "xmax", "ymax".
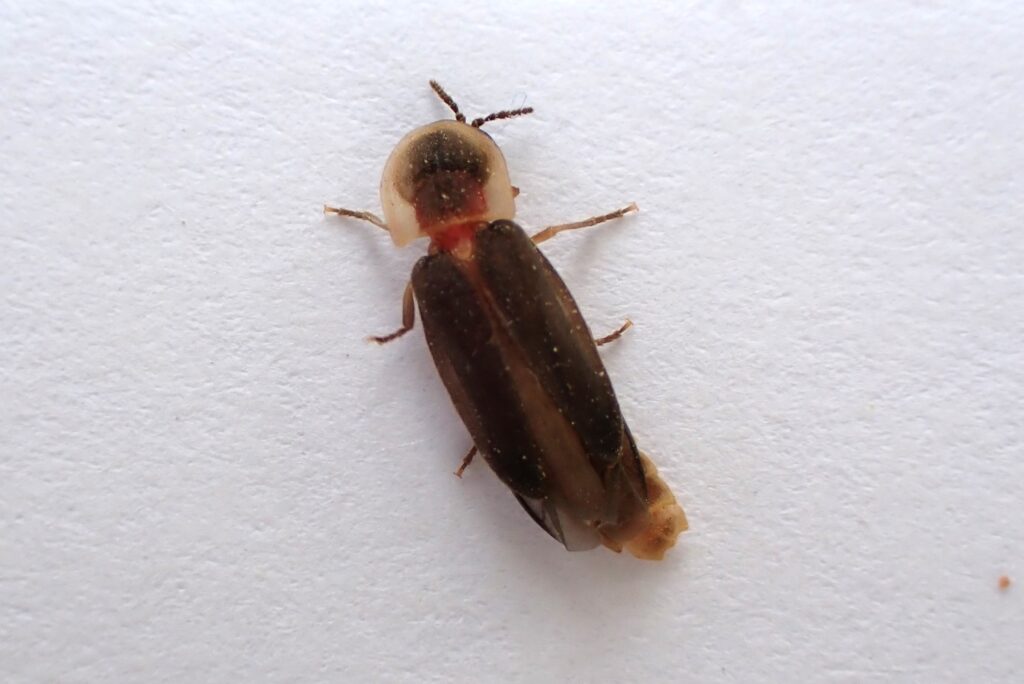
[
  {"xmin": 471, "ymin": 107, "xmax": 534, "ymax": 128},
  {"xmin": 429, "ymin": 80, "xmax": 466, "ymax": 124}
]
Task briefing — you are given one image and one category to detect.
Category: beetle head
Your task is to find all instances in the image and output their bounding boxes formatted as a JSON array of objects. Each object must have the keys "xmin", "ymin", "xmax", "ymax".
[{"xmin": 379, "ymin": 81, "xmax": 532, "ymax": 247}]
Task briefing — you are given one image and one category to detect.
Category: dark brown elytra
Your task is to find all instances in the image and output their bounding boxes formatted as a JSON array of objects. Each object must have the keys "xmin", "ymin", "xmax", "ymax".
[{"xmin": 411, "ymin": 219, "xmax": 652, "ymax": 550}]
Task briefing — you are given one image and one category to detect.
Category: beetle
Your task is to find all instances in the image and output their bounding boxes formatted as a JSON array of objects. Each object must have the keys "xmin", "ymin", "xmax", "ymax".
[{"xmin": 325, "ymin": 81, "xmax": 687, "ymax": 559}]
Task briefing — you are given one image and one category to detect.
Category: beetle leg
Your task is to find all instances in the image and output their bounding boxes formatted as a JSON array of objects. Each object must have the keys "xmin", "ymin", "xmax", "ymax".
[
  {"xmin": 367, "ymin": 281, "xmax": 416, "ymax": 344},
  {"xmin": 530, "ymin": 202, "xmax": 638, "ymax": 245},
  {"xmin": 454, "ymin": 445, "xmax": 477, "ymax": 478},
  {"xmin": 323, "ymin": 205, "xmax": 389, "ymax": 232},
  {"xmin": 595, "ymin": 319, "xmax": 633, "ymax": 346},
  {"xmin": 511, "ymin": 185, "xmax": 520, "ymax": 198}
]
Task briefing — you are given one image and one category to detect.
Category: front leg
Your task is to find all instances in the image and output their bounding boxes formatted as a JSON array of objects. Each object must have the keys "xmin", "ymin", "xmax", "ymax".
[
  {"xmin": 323, "ymin": 204, "xmax": 388, "ymax": 232},
  {"xmin": 530, "ymin": 203, "xmax": 638, "ymax": 245}
]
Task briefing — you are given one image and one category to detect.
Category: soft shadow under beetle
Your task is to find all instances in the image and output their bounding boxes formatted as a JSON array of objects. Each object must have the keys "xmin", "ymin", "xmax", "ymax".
[{"xmin": 326, "ymin": 81, "xmax": 687, "ymax": 559}]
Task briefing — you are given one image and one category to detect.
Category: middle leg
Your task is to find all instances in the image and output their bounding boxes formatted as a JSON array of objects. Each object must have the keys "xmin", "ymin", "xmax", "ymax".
[
  {"xmin": 595, "ymin": 319, "xmax": 633, "ymax": 346},
  {"xmin": 368, "ymin": 281, "xmax": 416, "ymax": 344}
]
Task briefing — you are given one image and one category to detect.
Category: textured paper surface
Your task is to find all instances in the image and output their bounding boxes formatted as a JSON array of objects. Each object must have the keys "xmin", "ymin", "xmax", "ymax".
[{"xmin": 2, "ymin": 2, "xmax": 1022, "ymax": 681}]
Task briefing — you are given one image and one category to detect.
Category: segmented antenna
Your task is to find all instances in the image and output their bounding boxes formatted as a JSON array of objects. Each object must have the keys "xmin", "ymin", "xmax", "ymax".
[
  {"xmin": 471, "ymin": 107, "xmax": 534, "ymax": 128},
  {"xmin": 429, "ymin": 80, "xmax": 466, "ymax": 123},
  {"xmin": 429, "ymin": 80, "xmax": 534, "ymax": 128}
]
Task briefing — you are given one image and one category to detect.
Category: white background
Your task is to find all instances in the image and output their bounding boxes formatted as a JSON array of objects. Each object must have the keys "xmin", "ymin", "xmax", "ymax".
[{"xmin": 2, "ymin": 2, "xmax": 1022, "ymax": 682}]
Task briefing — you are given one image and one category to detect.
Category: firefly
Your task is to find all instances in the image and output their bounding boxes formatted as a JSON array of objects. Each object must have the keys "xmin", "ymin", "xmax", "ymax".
[{"xmin": 325, "ymin": 81, "xmax": 687, "ymax": 559}]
